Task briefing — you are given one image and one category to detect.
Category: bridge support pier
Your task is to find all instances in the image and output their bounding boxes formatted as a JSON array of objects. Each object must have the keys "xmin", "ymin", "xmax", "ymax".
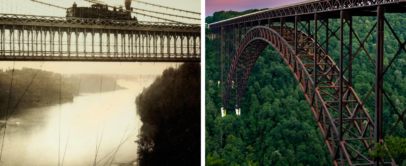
[
  {"xmin": 235, "ymin": 108, "xmax": 241, "ymax": 116},
  {"xmin": 221, "ymin": 107, "xmax": 225, "ymax": 117}
]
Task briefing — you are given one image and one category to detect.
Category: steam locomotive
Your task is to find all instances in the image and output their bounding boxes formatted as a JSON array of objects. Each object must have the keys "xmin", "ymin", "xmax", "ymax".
[{"xmin": 66, "ymin": 3, "xmax": 138, "ymax": 21}]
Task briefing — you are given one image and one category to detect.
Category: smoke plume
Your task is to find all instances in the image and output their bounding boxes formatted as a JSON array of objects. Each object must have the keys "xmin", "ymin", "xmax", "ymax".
[{"xmin": 125, "ymin": 0, "xmax": 131, "ymax": 10}]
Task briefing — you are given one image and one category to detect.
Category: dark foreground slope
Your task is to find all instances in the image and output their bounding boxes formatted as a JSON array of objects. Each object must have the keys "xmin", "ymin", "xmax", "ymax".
[{"xmin": 135, "ymin": 63, "xmax": 201, "ymax": 166}]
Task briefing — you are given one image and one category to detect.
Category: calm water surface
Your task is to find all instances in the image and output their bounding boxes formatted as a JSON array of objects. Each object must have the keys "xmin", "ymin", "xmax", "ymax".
[{"xmin": 0, "ymin": 88, "xmax": 141, "ymax": 166}]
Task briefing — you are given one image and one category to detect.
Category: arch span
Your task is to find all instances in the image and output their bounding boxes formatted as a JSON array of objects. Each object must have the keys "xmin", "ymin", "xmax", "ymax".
[{"xmin": 223, "ymin": 26, "xmax": 378, "ymax": 165}]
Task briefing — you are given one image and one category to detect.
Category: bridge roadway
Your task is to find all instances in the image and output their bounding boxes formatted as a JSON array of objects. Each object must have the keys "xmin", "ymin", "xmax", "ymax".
[
  {"xmin": 209, "ymin": 0, "xmax": 406, "ymax": 165},
  {"xmin": 0, "ymin": 14, "xmax": 201, "ymax": 62}
]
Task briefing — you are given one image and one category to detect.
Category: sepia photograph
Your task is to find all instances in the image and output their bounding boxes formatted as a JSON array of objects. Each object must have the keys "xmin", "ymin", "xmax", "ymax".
[
  {"xmin": 205, "ymin": 0, "xmax": 406, "ymax": 165},
  {"xmin": 0, "ymin": 0, "xmax": 201, "ymax": 165}
]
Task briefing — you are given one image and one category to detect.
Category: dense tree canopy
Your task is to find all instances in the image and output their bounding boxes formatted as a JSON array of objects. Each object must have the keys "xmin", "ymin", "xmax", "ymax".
[{"xmin": 135, "ymin": 63, "xmax": 201, "ymax": 166}]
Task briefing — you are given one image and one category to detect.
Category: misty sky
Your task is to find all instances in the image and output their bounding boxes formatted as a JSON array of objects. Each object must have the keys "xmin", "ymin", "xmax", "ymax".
[
  {"xmin": 0, "ymin": 0, "xmax": 200, "ymax": 24},
  {"xmin": 206, "ymin": 0, "xmax": 307, "ymax": 17}
]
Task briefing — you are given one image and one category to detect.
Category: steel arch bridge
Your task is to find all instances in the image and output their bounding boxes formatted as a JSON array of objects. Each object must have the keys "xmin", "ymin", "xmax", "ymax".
[{"xmin": 209, "ymin": 0, "xmax": 406, "ymax": 165}]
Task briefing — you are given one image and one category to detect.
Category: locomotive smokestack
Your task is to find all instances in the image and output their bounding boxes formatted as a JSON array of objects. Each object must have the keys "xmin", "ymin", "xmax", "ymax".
[{"xmin": 125, "ymin": 0, "xmax": 131, "ymax": 10}]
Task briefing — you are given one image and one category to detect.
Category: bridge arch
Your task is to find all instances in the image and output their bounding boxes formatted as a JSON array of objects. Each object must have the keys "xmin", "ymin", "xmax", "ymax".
[{"xmin": 222, "ymin": 26, "xmax": 376, "ymax": 165}]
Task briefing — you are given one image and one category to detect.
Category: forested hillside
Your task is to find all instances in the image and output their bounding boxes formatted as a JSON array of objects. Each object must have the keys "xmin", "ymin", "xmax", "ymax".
[
  {"xmin": 135, "ymin": 63, "xmax": 200, "ymax": 165},
  {"xmin": 206, "ymin": 11, "xmax": 406, "ymax": 165},
  {"xmin": 0, "ymin": 69, "xmax": 124, "ymax": 118}
]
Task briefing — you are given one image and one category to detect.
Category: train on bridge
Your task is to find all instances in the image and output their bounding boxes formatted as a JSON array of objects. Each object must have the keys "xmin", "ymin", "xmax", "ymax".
[{"xmin": 66, "ymin": 3, "xmax": 138, "ymax": 21}]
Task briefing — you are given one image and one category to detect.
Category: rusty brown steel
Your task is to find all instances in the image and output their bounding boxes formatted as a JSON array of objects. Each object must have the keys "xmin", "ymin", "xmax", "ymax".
[{"xmin": 217, "ymin": 23, "xmax": 398, "ymax": 165}]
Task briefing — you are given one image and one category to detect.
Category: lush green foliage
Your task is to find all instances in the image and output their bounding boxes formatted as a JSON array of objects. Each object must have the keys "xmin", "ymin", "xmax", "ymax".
[
  {"xmin": 206, "ymin": 11, "xmax": 406, "ymax": 166},
  {"xmin": 370, "ymin": 136, "xmax": 406, "ymax": 164}
]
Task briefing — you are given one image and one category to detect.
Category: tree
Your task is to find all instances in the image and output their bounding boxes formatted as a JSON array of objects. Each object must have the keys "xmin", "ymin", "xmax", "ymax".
[{"xmin": 370, "ymin": 136, "xmax": 406, "ymax": 164}]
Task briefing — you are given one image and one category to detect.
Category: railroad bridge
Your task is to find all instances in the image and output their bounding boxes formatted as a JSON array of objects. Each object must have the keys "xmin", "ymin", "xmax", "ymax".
[
  {"xmin": 0, "ymin": 13, "xmax": 200, "ymax": 62},
  {"xmin": 209, "ymin": 0, "xmax": 406, "ymax": 165}
]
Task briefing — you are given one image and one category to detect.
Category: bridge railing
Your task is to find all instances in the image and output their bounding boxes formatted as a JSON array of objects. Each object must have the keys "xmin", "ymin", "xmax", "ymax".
[
  {"xmin": 0, "ymin": 13, "xmax": 200, "ymax": 30},
  {"xmin": 209, "ymin": 0, "xmax": 406, "ymax": 28}
]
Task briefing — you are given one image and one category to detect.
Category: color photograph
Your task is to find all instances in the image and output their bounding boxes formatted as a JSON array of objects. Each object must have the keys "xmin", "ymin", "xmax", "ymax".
[{"xmin": 205, "ymin": 0, "xmax": 406, "ymax": 165}]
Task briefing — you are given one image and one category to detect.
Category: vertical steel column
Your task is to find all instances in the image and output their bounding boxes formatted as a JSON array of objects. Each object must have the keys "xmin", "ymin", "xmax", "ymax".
[
  {"xmin": 268, "ymin": 19, "xmax": 271, "ymax": 27},
  {"xmin": 181, "ymin": 33, "xmax": 184, "ymax": 56},
  {"xmin": 314, "ymin": 13, "xmax": 318, "ymax": 88},
  {"xmin": 1, "ymin": 25, "xmax": 4, "ymax": 56},
  {"xmin": 187, "ymin": 34, "xmax": 190, "ymax": 56},
  {"xmin": 144, "ymin": 32, "xmax": 146, "ymax": 57},
  {"xmin": 174, "ymin": 33, "xmax": 177, "ymax": 57},
  {"xmin": 27, "ymin": 29, "xmax": 30, "ymax": 56},
  {"xmin": 92, "ymin": 29, "xmax": 94, "ymax": 56},
  {"xmin": 325, "ymin": 18, "xmax": 329, "ymax": 55},
  {"xmin": 19, "ymin": 29, "xmax": 21, "ymax": 56},
  {"xmin": 348, "ymin": 14, "xmax": 353, "ymax": 86},
  {"xmin": 99, "ymin": 30, "xmax": 102, "ymax": 56},
  {"xmin": 51, "ymin": 30, "xmax": 54, "ymax": 56},
  {"xmin": 75, "ymin": 29, "xmax": 79, "ymax": 56},
  {"xmin": 114, "ymin": 30, "xmax": 118, "ymax": 57},
  {"xmin": 154, "ymin": 31, "xmax": 157, "ymax": 57},
  {"xmin": 146, "ymin": 31, "xmax": 149, "ymax": 57},
  {"xmin": 138, "ymin": 31, "xmax": 143, "ymax": 57},
  {"xmin": 136, "ymin": 31, "xmax": 139, "ymax": 57},
  {"xmin": 31, "ymin": 27, "xmax": 34, "ymax": 56},
  {"xmin": 40, "ymin": 27, "xmax": 43, "ymax": 56},
  {"xmin": 238, "ymin": 24, "xmax": 241, "ymax": 44},
  {"xmin": 295, "ymin": 16, "xmax": 298, "ymax": 54},
  {"xmin": 43, "ymin": 29, "xmax": 46, "ymax": 57},
  {"xmin": 123, "ymin": 33, "xmax": 126, "ymax": 57},
  {"xmin": 339, "ymin": 10, "xmax": 345, "ymax": 143},
  {"xmin": 36, "ymin": 29, "xmax": 39, "ymax": 56},
  {"xmin": 67, "ymin": 29, "xmax": 71, "ymax": 57},
  {"xmin": 0, "ymin": 24, "xmax": 2, "ymax": 56},
  {"xmin": 161, "ymin": 32, "xmax": 164, "ymax": 57},
  {"xmin": 221, "ymin": 26, "xmax": 224, "ymax": 107},
  {"xmin": 374, "ymin": 6, "xmax": 385, "ymax": 166},
  {"xmin": 339, "ymin": 12, "xmax": 346, "ymax": 163},
  {"xmin": 244, "ymin": 22, "xmax": 246, "ymax": 35},
  {"xmin": 129, "ymin": 32, "xmax": 132, "ymax": 57},
  {"xmin": 131, "ymin": 31, "xmax": 133, "ymax": 57},
  {"xmin": 307, "ymin": 19, "xmax": 310, "ymax": 38},
  {"xmin": 280, "ymin": 18, "xmax": 285, "ymax": 37},
  {"xmin": 11, "ymin": 26, "xmax": 14, "ymax": 56},
  {"xmin": 84, "ymin": 29, "xmax": 87, "ymax": 56},
  {"xmin": 48, "ymin": 29, "xmax": 51, "ymax": 56},
  {"xmin": 21, "ymin": 28, "xmax": 24, "ymax": 56},
  {"xmin": 59, "ymin": 29, "xmax": 63, "ymax": 56},
  {"xmin": 107, "ymin": 30, "xmax": 111, "ymax": 56},
  {"xmin": 194, "ymin": 33, "xmax": 196, "ymax": 56}
]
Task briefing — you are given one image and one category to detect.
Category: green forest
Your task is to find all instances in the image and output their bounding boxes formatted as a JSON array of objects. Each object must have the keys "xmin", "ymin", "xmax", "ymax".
[{"xmin": 205, "ymin": 10, "xmax": 406, "ymax": 165}]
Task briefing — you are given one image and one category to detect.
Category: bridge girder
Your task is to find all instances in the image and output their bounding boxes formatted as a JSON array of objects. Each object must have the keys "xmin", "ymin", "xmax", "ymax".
[{"xmin": 0, "ymin": 14, "xmax": 201, "ymax": 62}]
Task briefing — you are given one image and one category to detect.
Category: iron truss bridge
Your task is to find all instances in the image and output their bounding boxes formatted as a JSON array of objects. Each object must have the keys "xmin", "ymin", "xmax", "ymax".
[
  {"xmin": 0, "ymin": 14, "xmax": 201, "ymax": 62},
  {"xmin": 209, "ymin": 0, "xmax": 406, "ymax": 165}
]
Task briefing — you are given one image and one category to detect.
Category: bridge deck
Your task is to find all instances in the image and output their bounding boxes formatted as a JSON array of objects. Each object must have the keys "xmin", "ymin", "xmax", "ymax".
[
  {"xmin": 0, "ymin": 14, "xmax": 201, "ymax": 62},
  {"xmin": 0, "ymin": 14, "xmax": 200, "ymax": 33},
  {"xmin": 209, "ymin": 0, "xmax": 406, "ymax": 28}
]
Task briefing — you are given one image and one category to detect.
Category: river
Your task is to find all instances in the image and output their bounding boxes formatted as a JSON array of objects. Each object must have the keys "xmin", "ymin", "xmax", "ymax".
[{"xmin": 0, "ymin": 84, "xmax": 142, "ymax": 166}]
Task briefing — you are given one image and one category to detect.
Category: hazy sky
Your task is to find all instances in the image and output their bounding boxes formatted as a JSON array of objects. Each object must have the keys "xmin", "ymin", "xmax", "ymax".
[
  {"xmin": 206, "ymin": 0, "xmax": 306, "ymax": 17},
  {"xmin": 0, "ymin": 0, "xmax": 200, "ymax": 24}
]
